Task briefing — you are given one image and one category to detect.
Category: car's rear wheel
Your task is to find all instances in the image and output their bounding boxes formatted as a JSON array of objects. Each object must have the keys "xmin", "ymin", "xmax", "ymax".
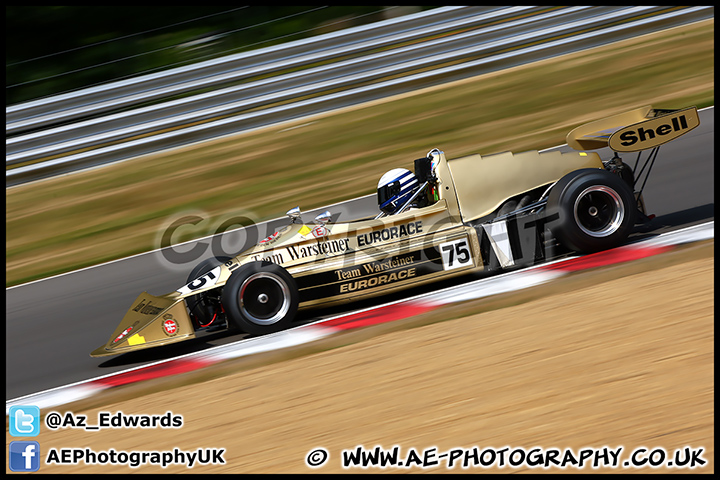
[
  {"xmin": 547, "ymin": 169, "xmax": 636, "ymax": 253},
  {"xmin": 221, "ymin": 262, "xmax": 299, "ymax": 335}
]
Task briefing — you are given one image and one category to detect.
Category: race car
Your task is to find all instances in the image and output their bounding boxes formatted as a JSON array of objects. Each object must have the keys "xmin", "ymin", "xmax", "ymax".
[{"xmin": 91, "ymin": 105, "xmax": 699, "ymax": 357}]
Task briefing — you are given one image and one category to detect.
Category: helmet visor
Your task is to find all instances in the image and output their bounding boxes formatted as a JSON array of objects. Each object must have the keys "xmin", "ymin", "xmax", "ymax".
[{"xmin": 378, "ymin": 181, "xmax": 401, "ymax": 211}]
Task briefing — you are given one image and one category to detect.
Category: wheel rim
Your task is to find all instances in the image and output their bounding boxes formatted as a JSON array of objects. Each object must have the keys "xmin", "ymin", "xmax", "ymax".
[
  {"xmin": 573, "ymin": 186, "xmax": 625, "ymax": 238},
  {"xmin": 238, "ymin": 272, "xmax": 291, "ymax": 325}
]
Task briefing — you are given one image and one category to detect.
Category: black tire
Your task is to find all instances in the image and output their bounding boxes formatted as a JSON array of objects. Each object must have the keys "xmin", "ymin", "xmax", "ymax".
[
  {"xmin": 546, "ymin": 169, "xmax": 636, "ymax": 254},
  {"xmin": 495, "ymin": 200, "xmax": 518, "ymax": 218},
  {"xmin": 495, "ymin": 194, "xmax": 533, "ymax": 219},
  {"xmin": 186, "ymin": 256, "xmax": 231, "ymax": 327},
  {"xmin": 221, "ymin": 261, "xmax": 299, "ymax": 335}
]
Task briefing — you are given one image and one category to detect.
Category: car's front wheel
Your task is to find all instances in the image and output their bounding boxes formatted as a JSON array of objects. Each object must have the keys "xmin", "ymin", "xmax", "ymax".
[
  {"xmin": 186, "ymin": 256, "xmax": 231, "ymax": 328},
  {"xmin": 547, "ymin": 169, "xmax": 637, "ymax": 253},
  {"xmin": 221, "ymin": 262, "xmax": 299, "ymax": 335}
]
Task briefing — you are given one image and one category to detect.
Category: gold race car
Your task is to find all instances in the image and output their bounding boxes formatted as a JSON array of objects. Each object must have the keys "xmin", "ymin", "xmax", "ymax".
[{"xmin": 91, "ymin": 105, "xmax": 699, "ymax": 357}]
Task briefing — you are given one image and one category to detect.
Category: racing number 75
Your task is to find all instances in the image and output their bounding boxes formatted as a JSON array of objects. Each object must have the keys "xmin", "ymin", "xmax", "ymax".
[{"xmin": 440, "ymin": 238, "xmax": 472, "ymax": 271}]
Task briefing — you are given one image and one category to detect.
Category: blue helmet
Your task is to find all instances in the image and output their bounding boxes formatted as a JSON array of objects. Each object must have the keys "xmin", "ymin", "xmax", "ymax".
[{"xmin": 377, "ymin": 168, "xmax": 420, "ymax": 214}]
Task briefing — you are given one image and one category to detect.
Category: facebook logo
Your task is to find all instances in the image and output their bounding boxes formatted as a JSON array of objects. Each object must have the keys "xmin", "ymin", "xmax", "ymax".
[
  {"xmin": 9, "ymin": 405, "xmax": 40, "ymax": 436},
  {"xmin": 9, "ymin": 441, "xmax": 41, "ymax": 472}
]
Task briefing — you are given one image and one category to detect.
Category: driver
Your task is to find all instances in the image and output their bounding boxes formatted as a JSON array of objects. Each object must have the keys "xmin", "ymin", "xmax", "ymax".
[
  {"xmin": 377, "ymin": 152, "xmax": 442, "ymax": 216},
  {"xmin": 376, "ymin": 168, "xmax": 423, "ymax": 215}
]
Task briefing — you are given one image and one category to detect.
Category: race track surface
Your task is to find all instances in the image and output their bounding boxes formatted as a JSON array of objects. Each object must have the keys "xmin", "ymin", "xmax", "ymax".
[{"xmin": 5, "ymin": 108, "xmax": 713, "ymax": 401}]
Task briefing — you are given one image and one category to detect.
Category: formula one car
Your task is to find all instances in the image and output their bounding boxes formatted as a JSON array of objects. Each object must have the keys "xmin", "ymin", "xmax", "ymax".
[{"xmin": 91, "ymin": 105, "xmax": 699, "ymax": 357}]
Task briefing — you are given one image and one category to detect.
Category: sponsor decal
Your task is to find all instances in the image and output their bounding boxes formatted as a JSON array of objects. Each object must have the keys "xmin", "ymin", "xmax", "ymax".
[
  {"xmin": 296, "ymin": 248, "xmax": 443, "ymax": 302},
  {"xmin": 127, "ymin": 334, "xmax": 146, "ymax": 346},
  {"xmin": 113, "ymin": 321, "xmax": 140, "ymax": 344},
  {"xmin": 609, "ymin": 107, "xmax": 699, "ymax": 152},
  {"xmin": 340, "ymin": 267, "xmax": 417, "ymax": 293},
  {"xmin": 247, "ymin": 221, "xmax": 425, "ymax": 266},
  {"xmin": 259, "ymin": 231, "xmax": 280, "ymax": 245},
  {"xmin": 162, "ymin": 315, "xmax": 179, "ymax": 336},
  {"xmin": 286, "ymin": 238, "xmax": 350, "ymax": 260},
  {"xmin": 113, "ymin": 327, "xmax": 133, "ymax": 344},
  {"xmin": 357, "ymin": 221, "xmax": 422, "ymax": 247},
  {"xmin": 311, "ymin": 225, "xmax": 329, "ymax": 238},
  {"xmin": 334, "ymin": 254, "xmax": 416, "ymax": 281},
  {"xmin": 132, "ymin": 299, "xmax": 165, "ymax": 316},
  {"xmin": 250, "ymin": 238, "xmax": 350, "ymax": 265},
  {"xmin": 250, "ymin": 252, "xmax": 285, "ymax": 264}
]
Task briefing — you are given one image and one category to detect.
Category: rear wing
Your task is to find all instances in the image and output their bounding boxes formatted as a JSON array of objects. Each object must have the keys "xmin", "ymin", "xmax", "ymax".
[{"xmin": 567, "ymin": 105, "xmax": 699, "ymax": 152}]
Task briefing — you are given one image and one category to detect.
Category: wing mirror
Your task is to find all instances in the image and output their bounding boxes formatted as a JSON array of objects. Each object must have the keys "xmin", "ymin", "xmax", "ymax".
[
  {"xmin": 313, "ymin": 211, "xmax": 332, "ymax": 225},
  {"xmin": 286, "ymin": 206, "xmax": 301, "ymax": 223}
]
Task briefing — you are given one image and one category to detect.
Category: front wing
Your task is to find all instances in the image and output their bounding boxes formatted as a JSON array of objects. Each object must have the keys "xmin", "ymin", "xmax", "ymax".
[{"xmin": 90, "ymin": 292, "xmax": 195, "ymax": 357}]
